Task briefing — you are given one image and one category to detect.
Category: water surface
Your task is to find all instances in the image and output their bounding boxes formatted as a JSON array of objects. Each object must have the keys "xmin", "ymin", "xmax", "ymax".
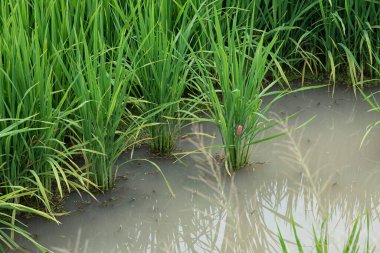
[{"xmin": 18, "ymin": 87, "xmax": 380, "ymax": 252}]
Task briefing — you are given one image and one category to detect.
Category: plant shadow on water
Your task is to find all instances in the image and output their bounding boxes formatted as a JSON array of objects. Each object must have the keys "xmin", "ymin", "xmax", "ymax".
[{"xmin": 15, "ymin": 87, "xmax": 380, "ymax": 252}]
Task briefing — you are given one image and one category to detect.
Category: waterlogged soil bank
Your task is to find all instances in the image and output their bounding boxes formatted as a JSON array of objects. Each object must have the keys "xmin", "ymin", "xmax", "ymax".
[{"xmin": 17, "ymin": 87, "xmax": 380, "ymax": 252}]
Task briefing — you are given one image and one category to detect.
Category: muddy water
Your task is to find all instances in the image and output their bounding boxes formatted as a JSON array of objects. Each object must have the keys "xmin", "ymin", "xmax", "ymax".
[{"xmin": 19, "ymin": 87, "xmax": 380, "ymax": 252}]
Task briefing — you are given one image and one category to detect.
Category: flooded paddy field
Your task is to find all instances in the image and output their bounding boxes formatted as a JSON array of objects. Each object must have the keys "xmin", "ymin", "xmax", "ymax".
[{"xmin": 17, "ymin": 87, "xmax": 380, "ymax": 252}]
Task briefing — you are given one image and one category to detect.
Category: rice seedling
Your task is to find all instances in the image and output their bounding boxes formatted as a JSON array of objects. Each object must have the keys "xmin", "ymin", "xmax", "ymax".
[
  {"xmin": 0, "ymin": 10, "xmax": 93, "ymax": 209},
  {"xmin": 125, "ymin": 0, "xmax": 198, "ymax": 155},
  {"xmin": 190, "ymin": 8, "xmax": 289, "ymax": 171},
  {"xmin": 57, "ymin": 24, "xmax": 149, "ymax": 190}
]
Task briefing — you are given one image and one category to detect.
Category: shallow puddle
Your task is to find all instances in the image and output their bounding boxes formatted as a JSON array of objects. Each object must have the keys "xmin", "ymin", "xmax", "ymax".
[{"xmin": 18, "ymin": 87, "xmax": 380, "ymax": 252}]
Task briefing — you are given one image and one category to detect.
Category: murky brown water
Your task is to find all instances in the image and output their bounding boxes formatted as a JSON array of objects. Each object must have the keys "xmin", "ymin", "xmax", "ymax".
[{"xmin": 18, "ymin": 87, "xmax": 380, "ymax": 252}]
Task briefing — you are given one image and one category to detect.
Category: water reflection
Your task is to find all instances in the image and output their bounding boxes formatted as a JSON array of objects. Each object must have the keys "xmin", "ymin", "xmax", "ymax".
[
  {"xmin": 121, "ymin": 125, "xmax": 380, "ymax": 252},
  {"xmin": 19, "ymin": 88, "xmax": 380, "ymax": 253}
]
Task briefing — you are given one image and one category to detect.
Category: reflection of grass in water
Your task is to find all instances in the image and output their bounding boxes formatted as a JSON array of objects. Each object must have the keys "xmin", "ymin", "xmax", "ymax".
[
  {"xmin": 176, "ymin": 122, "xmax": 377, "ymax": 252},
  {"xmin": 180, "ymin": 124, "xmax": 282, "ymax": 252},
  {"xmin": 274, "ymin": 119, "xmax": 375, "ymax": 252},
  {"xmin": 278, "ymin": 215, "xmax": 373, "ymax": 253},
  {"xmin": 43, "ymin": 121, "xmax": 378, "ymax": 252}
]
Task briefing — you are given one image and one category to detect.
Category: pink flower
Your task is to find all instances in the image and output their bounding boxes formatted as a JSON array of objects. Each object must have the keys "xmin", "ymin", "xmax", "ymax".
[{"xmin": 237, "ymin": 124, "xmax": 243, "ymax": 137}]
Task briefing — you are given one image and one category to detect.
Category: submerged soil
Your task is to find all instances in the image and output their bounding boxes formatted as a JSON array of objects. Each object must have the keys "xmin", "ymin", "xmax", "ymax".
[{"xmin": 17, "ymin": 87, "xmax": 380, "ymax": 252}]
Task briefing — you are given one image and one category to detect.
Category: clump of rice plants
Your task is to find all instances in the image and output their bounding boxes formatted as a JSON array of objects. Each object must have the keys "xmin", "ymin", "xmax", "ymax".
[
  {"xmin": 0, "ymin": 3, "xmax": 98, "ymax": 250},
  {"xmin": 126, "ymin": 0, "xmax": 197, "ymax": 155},
  {"xmin": 192, "ymin": 10, "xmax": 288, "ymax": 171},
  {"xmin": 58, "ymin": 27, "xmax": 148, "ymax": 190},
  {"xmin": 0, "ymin": 13, "xmax": 93, "ymax": 209},
  {"xmin": 203, "ymin": 0, "xmax": 380, "ymax": 88}
]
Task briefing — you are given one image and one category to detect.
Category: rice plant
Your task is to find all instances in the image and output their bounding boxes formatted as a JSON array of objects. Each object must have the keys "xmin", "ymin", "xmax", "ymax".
[
  {"xmin": 126, "ymin": 0, "xmax": 197, "ymax": 155},
  {"xmin": 57, "ymin": 25, "xmax": 148, "ymax": 190},
  {"xmin": 0, "ymin": 10, "xmax": 93, "ymax": 209},
  {"xmin": 191, "ymin": 9, "xmax": 288, "ymax": 171}
]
